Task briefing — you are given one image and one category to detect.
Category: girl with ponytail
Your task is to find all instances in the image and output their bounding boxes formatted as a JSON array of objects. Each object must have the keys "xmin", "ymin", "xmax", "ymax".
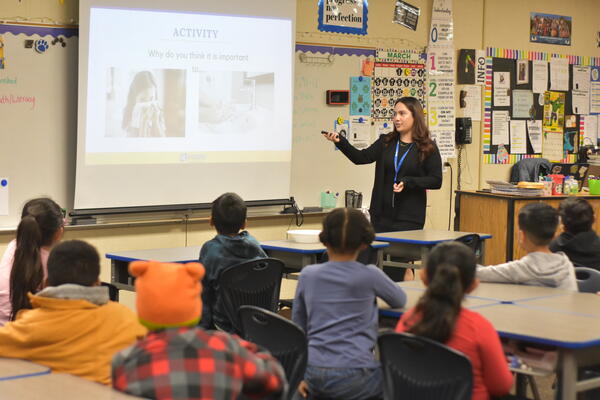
[
  {"xmin": 396, "ymin": 241, "xmax": 513, "ymax": 400},
  {"xmin": 292, "ymin": 208, "xmax": 406, "ymax": 400},
  {"xmin": 0, "ymin": 198, "xmax": 64, "ymax": 324}
]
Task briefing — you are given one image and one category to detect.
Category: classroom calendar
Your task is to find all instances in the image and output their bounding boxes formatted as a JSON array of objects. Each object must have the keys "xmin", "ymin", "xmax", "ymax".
[
  {"xmin": 372, "ymin": 49, "xmax": 427, "ymax": 121},
  {"xmin": 372, "ymin": 62, "xmax": 426, "ymax": 120}
]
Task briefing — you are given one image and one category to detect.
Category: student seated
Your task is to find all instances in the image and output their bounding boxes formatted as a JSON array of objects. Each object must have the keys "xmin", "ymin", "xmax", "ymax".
[
  {"xmin": 0, "ymin": 240, "xmax": 146, "ymax": 385},
  {"xmin": 112, "ymin": 260, "xmax": 285, "ymax": 400},
  {"xmin": 199, "ymin": 192, "xmax": 267, "ymax": 332},
  {"xmin": 0, "ymin": 197, "xmax": 64, "ymax": 325},
  {"xmin": 293, "ymin": 208, "xmax": 406, "ymax": 400},
  {"xmin": 549, "ymin": 197, "xmax": 600, "ymax": 270},
  {"xmin": 477, "ymin": 202, "xmax": 577, "ymax": 291},
  {"xmin": 396, "ymin": 242, "xmax": 513, "ymax": 400}
]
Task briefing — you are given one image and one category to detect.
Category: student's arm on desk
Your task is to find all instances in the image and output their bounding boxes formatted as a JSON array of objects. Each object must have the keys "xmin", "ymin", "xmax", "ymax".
[
  {"xmin": 476, "ymin": 259, "xmax": 531, "ymax": 284},
  {"xmin": 372, "ymin": 266, "xmax": 407, "ymax": 308},
  {"xmin": 477, "ymin": 315, "xmax": 513, "ymax": 396}
]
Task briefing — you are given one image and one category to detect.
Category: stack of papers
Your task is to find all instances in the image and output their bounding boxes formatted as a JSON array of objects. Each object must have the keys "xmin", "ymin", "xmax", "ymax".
[
  {"xmin": 587, "ymin": 155, "xmax": 600, "ymax": 166},
  {"xmin": 486, "ymin": 181, "xmax": 543, "ymax": 196}
]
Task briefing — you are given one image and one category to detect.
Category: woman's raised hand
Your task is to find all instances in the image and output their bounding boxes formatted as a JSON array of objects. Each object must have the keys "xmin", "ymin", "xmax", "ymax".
[{"xmin": 322, "ymin": 131, "xmax": 340, "ymax": 143}]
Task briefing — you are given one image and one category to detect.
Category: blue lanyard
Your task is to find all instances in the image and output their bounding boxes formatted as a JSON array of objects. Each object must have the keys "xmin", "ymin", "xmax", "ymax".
[
  {"xmin": 392, "ymin": 141, "xmax": 413, "ymax": 207},
  {"xmin": 393, "ymin": 140, "xmax": 413, "ymax": 184}
]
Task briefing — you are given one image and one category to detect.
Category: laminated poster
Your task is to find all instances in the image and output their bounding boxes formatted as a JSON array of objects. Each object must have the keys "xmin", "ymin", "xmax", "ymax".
[
  {"xmin": 543, "ymin": 91, "xmax": 565, "ymax": 133},
  {"xmin": 542, "ymin": 131, "xmax": 564, "ymax": 162},
  {"xmin": 349, "ymin": 76, "xmax": 371, "ymax": 116}
]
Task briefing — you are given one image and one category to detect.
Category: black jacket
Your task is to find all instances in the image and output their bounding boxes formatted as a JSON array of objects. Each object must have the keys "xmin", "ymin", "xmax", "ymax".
[
  {"xmin": 549, "ymin": 231, "xmax": 600, "ymax": 270},
  {"xmin": 336, "ymin": 134, "xmax": 442, "ymax": 226}
]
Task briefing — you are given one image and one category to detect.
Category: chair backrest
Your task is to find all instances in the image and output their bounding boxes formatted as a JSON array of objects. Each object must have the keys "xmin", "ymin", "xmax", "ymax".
[
  {"xmin": 377, "ymin": 332, "xmax": 473, "ymax": 400},
  {"xmin": 100, "ymin": 282, "xmax": 119, "ymax": 302},
  {"xmin": 239, "ymin": 305, "xmax": 307, "ymax": 400},
  {"xmin": 575, "ymin": 267, "xmax": 600, "ymax": 293},
  {"xmin": 218, "ymin": 258, "xmax": 284, "ymax": 334},
  {"xmin": 454, "ymin": 234, "xmax": 481, "ymax": 261}
]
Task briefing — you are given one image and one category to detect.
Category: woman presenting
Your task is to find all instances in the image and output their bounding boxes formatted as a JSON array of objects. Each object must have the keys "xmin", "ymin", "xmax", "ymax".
[{"xmin": 323, "ymin": 97, "xmax": 442, "ymax": 233}]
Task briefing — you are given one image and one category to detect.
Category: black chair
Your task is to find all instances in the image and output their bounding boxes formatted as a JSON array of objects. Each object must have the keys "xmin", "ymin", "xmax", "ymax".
[
  {"xmin": 377, "ymin": 332, "xmax": 472, "ymax": 400},
  {"xmin": 575, "ymin": 267, "xmax": 600, "ymax": 293},
  {"xmin": 100, "ymin": 282, "xmax": 119, "ymax": 302},
  {"xmin": 239, "ymin": 305, "xmax": 307, "ymax": 400},
  {"xmin": 218, "ymin": 258, "xmax": 284, "ymax": 334},
  {"xmin": 455, "ymin": 234, "xmax": 482, "ymax": 262}
]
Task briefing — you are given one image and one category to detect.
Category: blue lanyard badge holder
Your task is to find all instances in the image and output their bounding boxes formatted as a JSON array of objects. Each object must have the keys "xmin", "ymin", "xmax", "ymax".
[{"xmin": 392, "ymin": 141, "xmax": 413, "ymax": 207}]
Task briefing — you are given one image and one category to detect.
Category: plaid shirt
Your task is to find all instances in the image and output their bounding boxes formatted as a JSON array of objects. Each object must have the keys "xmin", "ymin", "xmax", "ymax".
[{"xmin": 112, "ymin": 327, "xmax": 285, "ymax": 400}]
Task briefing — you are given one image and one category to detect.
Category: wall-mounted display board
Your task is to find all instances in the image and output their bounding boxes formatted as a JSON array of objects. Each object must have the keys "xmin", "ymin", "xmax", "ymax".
[{"xmin": 482, "ymin": 47, "xmax": 600, "ymax": 164}]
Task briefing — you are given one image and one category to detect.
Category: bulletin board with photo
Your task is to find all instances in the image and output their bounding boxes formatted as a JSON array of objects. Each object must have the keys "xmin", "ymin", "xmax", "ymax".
[{"xmin": 482, "ymin": 47, "xmax": 600, "ymax": 164}]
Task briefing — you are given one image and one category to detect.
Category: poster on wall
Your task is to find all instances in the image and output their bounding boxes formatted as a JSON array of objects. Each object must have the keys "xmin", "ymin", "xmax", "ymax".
[
  {"xmin": 543, "ymin": 91, "xmax": 565, "ymax": 133},
  {"xmin": 542, "ymin": 131, "xmax": 565, "ymax": 162},
  {"xmin": 350, "ymin": 76, "xmax": 371, "ymax": 116},
  {"xmin": 427, "ymin": 0, "xmax": 455, "ymax": 160},
  {"xmin": 530, "ymin": 12, "xmax": 571, "ymax": 46},
  {"xmin": 318, "ymin": 0, "xmax": 368, "ymax": 35},
  {"xmin": 393, "ymin": 1, "xmax": 420, "ymax": 31},
  {"xmin": 372, "ymin": 60, "xmax": 426, "ymax": 120},
  {"xmin": 457, "ymin": 49, "xmax": 476, "ymax": 84},
  {"xmin": 590, "ymin": 66, "xmax": 600, "ymax": 115}
]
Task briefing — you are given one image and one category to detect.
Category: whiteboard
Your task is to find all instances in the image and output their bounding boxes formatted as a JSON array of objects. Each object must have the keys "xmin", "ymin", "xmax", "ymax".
[
  {"xmin": 0, "ymin": 30, "xmax": 77, "ymax": 227},
  {"xmin": 290, "ymin": 52, "xmax": 377, "ymax": 209},
  {"xmin": 0, "ymin": 34, "xmax": 379, "ymax": 226}
]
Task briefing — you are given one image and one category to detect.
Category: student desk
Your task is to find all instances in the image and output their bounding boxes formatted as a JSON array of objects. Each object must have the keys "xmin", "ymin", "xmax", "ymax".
[
  {"xmin": 379, "ymin": 282, "xmax": 600, "ymax": 400},
  {"xmin": 106, "ymin": 241, "xmax": 389, "ymax": 291},
  {"xmin": 0, "ymin": 358, "xmax": 50, "ymax": 381},
  {"xmin": 374, "ymin": 230, "xmax": 492, "ymax": 269},
  {"xmin": 260, "ymin": 240, "xmax": 389, "ymax": 271},
  {"xmin": 0, "ymin": 372, "xmax": 144, "ymax": 399}
]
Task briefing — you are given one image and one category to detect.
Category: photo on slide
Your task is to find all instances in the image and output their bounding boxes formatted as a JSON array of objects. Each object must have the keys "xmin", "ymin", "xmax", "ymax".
[
  {"xmin": 105, "ymin": 68, "xmax": 186, "ymax": 138},
  {"xmin": 196, "ymin": 71, "xmax": 274, "ymax": 135}
]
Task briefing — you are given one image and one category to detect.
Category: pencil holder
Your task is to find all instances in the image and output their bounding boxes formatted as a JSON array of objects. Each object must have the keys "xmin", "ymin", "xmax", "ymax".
[
  {"xmin": 589, "ymin": 179, "xmax": 600, "ymax": 195},
  {"xmin": 320, "ymin": 192, "xmax": 337, "ymax": 209}
]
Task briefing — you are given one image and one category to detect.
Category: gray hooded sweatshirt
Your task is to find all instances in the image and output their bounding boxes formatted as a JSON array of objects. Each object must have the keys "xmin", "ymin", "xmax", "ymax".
[{"xmin": 476, "ymin": 251, "xmax": 578, "ymax": 291}]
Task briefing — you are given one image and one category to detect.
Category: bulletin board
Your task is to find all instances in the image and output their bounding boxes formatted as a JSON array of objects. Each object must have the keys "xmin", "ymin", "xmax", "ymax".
[
  {"xmin": 0, "ymin": 23, "xmax": 78, "ymax": 227},
  {"xmin": 482, "ymin": 47, "xmax": 600, "ymax": 164}
]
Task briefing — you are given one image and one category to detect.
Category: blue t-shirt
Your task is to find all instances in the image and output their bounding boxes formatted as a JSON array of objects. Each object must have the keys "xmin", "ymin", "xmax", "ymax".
[{"xmin": 292, "ymin": 261, "xmax": 406, "ymax": 368}]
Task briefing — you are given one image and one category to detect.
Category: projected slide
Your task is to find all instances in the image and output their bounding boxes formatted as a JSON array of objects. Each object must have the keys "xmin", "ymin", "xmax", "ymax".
[{"xmin": 85, "ymin": 7, "xmax": 291, "ymax": 165}]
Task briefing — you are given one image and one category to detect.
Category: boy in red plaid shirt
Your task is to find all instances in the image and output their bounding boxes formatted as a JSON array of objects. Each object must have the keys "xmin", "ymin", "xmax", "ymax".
[{"xmin": 112, "ymin": 260, "xmax": 285, "ymax": 400}]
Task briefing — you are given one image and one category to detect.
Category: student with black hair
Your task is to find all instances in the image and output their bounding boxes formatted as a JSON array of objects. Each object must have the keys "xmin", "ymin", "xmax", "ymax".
[
  {"xmin": 292, "ymin": 208, "xmax": 406, "ymax": 400},
  {"xmin": 199, "ymin": 192, "xmax": 267, "ymax": 331},
  {"xmin": 396, "ymin": 242, "xmax": 513, "ymax": 400},
  {"xmin": 0, "ymin": 198, "xmax": 64, "ymax": 325},
  {"xmin": 0, "ymin": 240, "xmax": 145, "ymax": 385},
  {"xmin": 477, "ymin": 203, "xmax": 577, "ymax": 291},
  {"xmin": 550, "ymin": 197, "xmax": 600, "ymax": 270}
]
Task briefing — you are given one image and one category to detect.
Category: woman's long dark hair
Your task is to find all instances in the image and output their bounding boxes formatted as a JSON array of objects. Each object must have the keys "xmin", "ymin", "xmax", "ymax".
[
  {"xmin": 383, "ymin": 97, "xmax": 435, "ymax": 161},
  {"xmin": 9, "ymin": 198, "xmax": 63, "ymax": 320},
  {"xmin": 405, "ymin": 241, "xmax": 476, "ymax": 343}
]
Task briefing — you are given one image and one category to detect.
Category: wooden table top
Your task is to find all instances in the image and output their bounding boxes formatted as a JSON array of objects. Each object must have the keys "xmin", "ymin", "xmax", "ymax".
[
  {"xmin": 0, "ymin": 358, "xmax": 49, "ymax": 380},
  {"xmin": 375, "ymin": 229, "xmax": 492, "ymax": 244},
  {"xmin": 0, "ymin": 372, "xmax": 144, "ymax": 399}
]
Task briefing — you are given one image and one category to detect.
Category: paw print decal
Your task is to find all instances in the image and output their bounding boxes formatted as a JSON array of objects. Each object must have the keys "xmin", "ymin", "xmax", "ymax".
[{"xmin": 34, "ymin": 39, "xmax": 49, "ymax": 53}]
